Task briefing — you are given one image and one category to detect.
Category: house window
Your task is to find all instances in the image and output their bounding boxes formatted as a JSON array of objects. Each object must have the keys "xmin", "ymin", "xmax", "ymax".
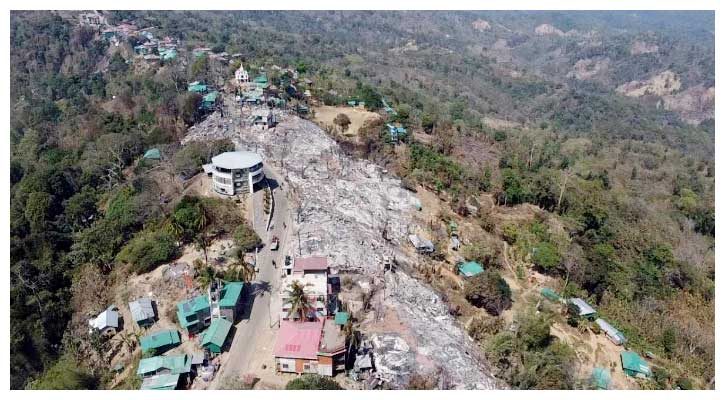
[
  {"xmin": 282, "ymin": 364, "xmax": 289, "ymax": 369},
  {"xmin": 303, "ymin": 364, "xmax": 310, "ymax": 371}
]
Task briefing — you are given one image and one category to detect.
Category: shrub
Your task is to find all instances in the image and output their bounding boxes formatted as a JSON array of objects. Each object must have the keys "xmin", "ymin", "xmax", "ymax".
[
  {"xmin": 532, "ymin": 241, "xmax": 561, "ymax": 272},
  {"xmin": 28, "ymin": 355, "xmax": 98, "ymax": 390},
  {"xmin": 116, "ymin": 228, "xmax": 177, "ymax": 274},
  {"xmin": 675, "ymin": 377, "xmax": 693, "ymax": 390},
  {"xmin": 464, "ymin": 270, "xmax": 512, "ymax": 315},
  {"xmin": 233, "ymin": 224, "xmax": 261, "ymax": 253},
  {"xmin": 502, "ymin": 223, "xmax": 519, "ymax": 244},
  {"xmin": 468, "ymin": 316, "xmax": 504, "ymax": 341},
  {"xmin": 518, "ymin": 312, "xmax": 551, "ymax": 350},
  {"xmin": 333, "ymin": 113, "xmax": 351, "ymax": 132},
  {"xmin": 285, "ymin": 375, "xmax": 342, "ymax": 390}
]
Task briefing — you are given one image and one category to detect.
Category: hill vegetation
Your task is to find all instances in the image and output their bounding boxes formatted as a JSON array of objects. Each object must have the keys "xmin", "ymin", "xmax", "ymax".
[{"xmin": 10, "ymin": 10, "xmax": 714, "ymax": 389}]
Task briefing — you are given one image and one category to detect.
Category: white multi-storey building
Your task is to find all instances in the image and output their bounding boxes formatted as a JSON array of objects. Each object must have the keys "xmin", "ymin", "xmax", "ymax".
[{"xmin": 208, "ymin": 151, "xmax": 264, "ymax": 195}]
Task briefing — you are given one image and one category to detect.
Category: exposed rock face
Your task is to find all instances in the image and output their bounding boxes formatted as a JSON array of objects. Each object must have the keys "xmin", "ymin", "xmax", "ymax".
[
  {"xmin": 370, "ymin": 334, "xmax": 416, "ymax": 384},
  {"xmin": 616, "ymin": 70, "xmax": 682, "ymax": 97},
  {"xmin": 663, "ymin": 85, "xmax": 715, "ymax": 125},
  {"xmin": 183, "ymin": 101, "xmax": 502, "ymax": 389},
  {"xmin": 630, "ymin": 40, "xmax": 659, "ymax": 55},
  {"xmin": 568, "ymin": 58, "xmax": 610, "ymax": 81},
  {"xmin": 382, "ymin": 271, "xmax": 500, "ymax": 389},
  {"xmin": 472, "ymin": 19, "xmax": 491, "ymax": 31},
  {"xmin": 535, "ymin": 23, "xmax": 565, "ymax": 36}
]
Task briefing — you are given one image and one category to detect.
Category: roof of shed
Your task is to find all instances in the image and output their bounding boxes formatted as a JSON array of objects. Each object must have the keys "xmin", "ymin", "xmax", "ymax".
[
  {"xmin": 137, "ymin": 355, "xmax": 191, "ymax": 376},
  {"xmin": 140, "ymin": 329, "xmax": 180, "ymax": 352},
  {"xmin": 273, "ymin": 320, "xmax": 323, "ymax": 360},
  {"xmin": 621, "ymin": 351, "xmax": 650, "ymax": 375},
  {"xmin": 140, "ymin": 373, "xmax": 180, "ymax": 390},
  {"xmin": 201, "ymin": 318, "xmax": 233, "ymax": 349},
  {"xmin": 130, "ymin": 297, "xmax": 155, "ymax": 322},
  {"xmin": 458, "ymin": 261, "xmax": 484, "ymax": 277},
  {"xmin": 569, "ymin": 298, "xmax": 597, "ymax": 316},
  {"xmin": 219, "ymin": 282, "xmax": 244, "ymax": 308},
  {"xmin": 176, "ymin": 295, "xmax": 210, "ymax": 318},
  {"xmin": 293, "ymin": 256, "xmax": 328, "ymax": 273}
]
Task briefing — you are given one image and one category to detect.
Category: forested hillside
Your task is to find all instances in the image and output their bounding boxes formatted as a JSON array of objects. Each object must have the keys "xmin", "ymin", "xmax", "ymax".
[{"xmin": 10, "ymin": 10, "xmax": 714, "ymax": 389}]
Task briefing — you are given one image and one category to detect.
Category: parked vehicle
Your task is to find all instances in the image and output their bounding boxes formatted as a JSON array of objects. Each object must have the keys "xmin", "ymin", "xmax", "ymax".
[{"xmin": 270, "ymin": 236, "xmax": 280, "ymax": 251}]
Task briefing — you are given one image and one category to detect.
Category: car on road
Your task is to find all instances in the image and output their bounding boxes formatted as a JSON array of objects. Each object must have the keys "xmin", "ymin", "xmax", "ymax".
[{"xmin": 270, "ymin": 236, "xmax": 280, "ymax": 251}]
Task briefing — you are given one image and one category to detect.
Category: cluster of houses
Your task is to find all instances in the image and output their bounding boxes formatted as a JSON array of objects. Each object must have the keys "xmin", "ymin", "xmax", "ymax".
[
  {"xmin": 133, "ymin": 34, "xmax": 178, "ymax": 63},
  {"xmin": 87, "ymin": 279, "xmax": 245, "ymax": 390},
  {"xmin": 187, "ymin": 81, "xmax": 222, "ymax": 114},
  {"xmin": 273, "ymin": 256, "xmax": 353, "ymax": 377},
  {"xmin": 539, "ymin": 288, "xmax": 652, "ymax": 383}
]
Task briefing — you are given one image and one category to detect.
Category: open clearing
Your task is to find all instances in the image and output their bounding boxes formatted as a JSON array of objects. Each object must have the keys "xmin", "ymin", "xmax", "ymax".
[{"xmin": 313, "ymin": 105, "xmax": 382, "ymax": 140}]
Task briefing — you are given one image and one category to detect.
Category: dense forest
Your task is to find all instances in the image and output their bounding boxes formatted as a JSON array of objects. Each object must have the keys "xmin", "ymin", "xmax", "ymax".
[{"xmin": 10, "ymin": 10, "xmax": 714, "ymax": 389}]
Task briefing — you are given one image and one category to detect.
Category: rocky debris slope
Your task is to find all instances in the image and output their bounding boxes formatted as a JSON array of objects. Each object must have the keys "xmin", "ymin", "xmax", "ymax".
[{"xmin": 183, "ymin": 104, "xmax": 501, "ymax": 389}]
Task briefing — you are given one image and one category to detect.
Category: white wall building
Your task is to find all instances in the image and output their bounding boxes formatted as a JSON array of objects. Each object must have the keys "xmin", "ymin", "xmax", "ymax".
[
  {"xmin": 208, "ymin": 151, "xmax": 264, "ymax": 195},
  {"xmin": 235, "ymin": 63, "xmax": 249, "ymax": 84},
  {"xmin": 279, "ymin": 273, "xmax": 329, "ymax": 321}
]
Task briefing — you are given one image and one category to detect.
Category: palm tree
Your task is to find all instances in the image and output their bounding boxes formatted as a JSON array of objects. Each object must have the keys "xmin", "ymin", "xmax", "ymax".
[
  {"xmin": 227, "ymin": 253, "xmax": 256, "ymax": 283},
  {"xmin": 284, "ymin": 281, "xmax": 314, "ymax": 321},
  {"xmin": 196, "ymin": 263, "xmax": 220, "ymax": 291},
  {"xmin": 342, "ymin": 317, "xmax": 360, "ymax": 364}
]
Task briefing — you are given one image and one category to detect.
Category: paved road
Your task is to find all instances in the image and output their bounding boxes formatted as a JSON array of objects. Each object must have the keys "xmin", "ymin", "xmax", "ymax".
[{"xmin": 211, "ymin": 164, "xmax": 291, "ymax": 388}]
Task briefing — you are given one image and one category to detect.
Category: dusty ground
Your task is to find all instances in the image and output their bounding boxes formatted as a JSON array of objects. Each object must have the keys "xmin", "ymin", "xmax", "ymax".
[{"xmin": 312, "ymin": 104, "xmax": 382, "ymax": 140}]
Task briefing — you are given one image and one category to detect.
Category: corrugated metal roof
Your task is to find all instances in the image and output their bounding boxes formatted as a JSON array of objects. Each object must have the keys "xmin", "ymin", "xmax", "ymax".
[
  {"xmin": 595, "ymin": 318, "xmax": 626, "ymax": 344},
  {"xmin": 178, "ymin": 295, "xmax": 209, "ymax": 315},
  {"xmin": 569, "ymin": 298, "xmax": 596, "ymax": 316},
  {"xmin": 219, "ymin": 282, "xmax": 244, "ymax": 308},
  {"xmin": 141, "ymin": 373, "xmax": 180, "ymax": 390},
  {"xmin": 203, "ymin": 91, "xmax": 219, "ymax": 102},
  {"xmin": 130, "ymin": 297, "xmax": 155, "ymax": 322},
  {"xmin": 89, "ymin": 308, "xmax": 119, "ymax": 330},
  {"xmin": 621, "ymin": 351, "xmax": 650, "ymax": 376},
  {"xmin": 273, "ymin": 320, "xmax": 323, "ymax": 360},
  {"xmin": 201, "ymin": 318, "xmax": 233, "ymax": 349},
  {"xmin": 458, "ymin": 261, "xmax": 484, "ymax": 277},
  {"xmin": 334, "ymin": 312, "xmax": 349, "ymax": 325},
  {"xmin": 541, "ymin": 288, "xmax": 561, "ymax": 301},
  {"xmin": 591, "ymin": 367, "xmax": 611, "ymax": 389},
  {"xmin": 140, "ymin": 329, "xmax": 180, "ymax": 353},
  {"xmin": 137, "ymin": 355, "xmax": 191, "ymax": 376},
  {"xmin": 293, "ymin": 256, "xmax": 328, "ymax": 273}
]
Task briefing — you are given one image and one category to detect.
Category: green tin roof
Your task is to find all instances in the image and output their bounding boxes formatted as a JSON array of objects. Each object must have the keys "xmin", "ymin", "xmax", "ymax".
[
  {"xmin": 137, "ymin": 355, "xmax": 191, "ymax": 376},
  {"xmin": 541, "ymin": 288, "xmax": 561, "ymax": 301},
  {"xmin": 458, "ymin": 261, "xmax": 484, "ymax": 277},
  {"xmin": 140, "ymin": 330, "xmax": 180, "ymax": 353},
  {"xmin": 591, "ymin": 367, "xmax": 611, "ymax": 389},
  {"xmin": 621, "ymin": 351, "xmax": 651, "ymax": 376},
  {"xmin": 334, "ymin": 312, "xmax": 350, "ymax": 325},
  {"xmin": 203, "ymin": 91, "xmax": 219, "ymax": 103},
  {"xmin": 141, "ymin": 373, "xmax": 180, "ymax": 390},
  {"xmin": 144, "ymin": 148, "xmax": 161, "ymax": 159},
  {"xmin": 176, "ymin": 295, "xmax": 210, "ymax": 328},
  {"xmin": 201, "ymin": 318, "xmax": 233, "ymax": 350},
  {"xmin": 219, "ymin": 282, "xmax": 244, "ymax": 308},
  {"xmin": 253, "ymin": 75, "xmax": 268, "ymax": 84},
  {"xmin": 188, "ymin": 82, "xmax": 207, "ymax": 93}
]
